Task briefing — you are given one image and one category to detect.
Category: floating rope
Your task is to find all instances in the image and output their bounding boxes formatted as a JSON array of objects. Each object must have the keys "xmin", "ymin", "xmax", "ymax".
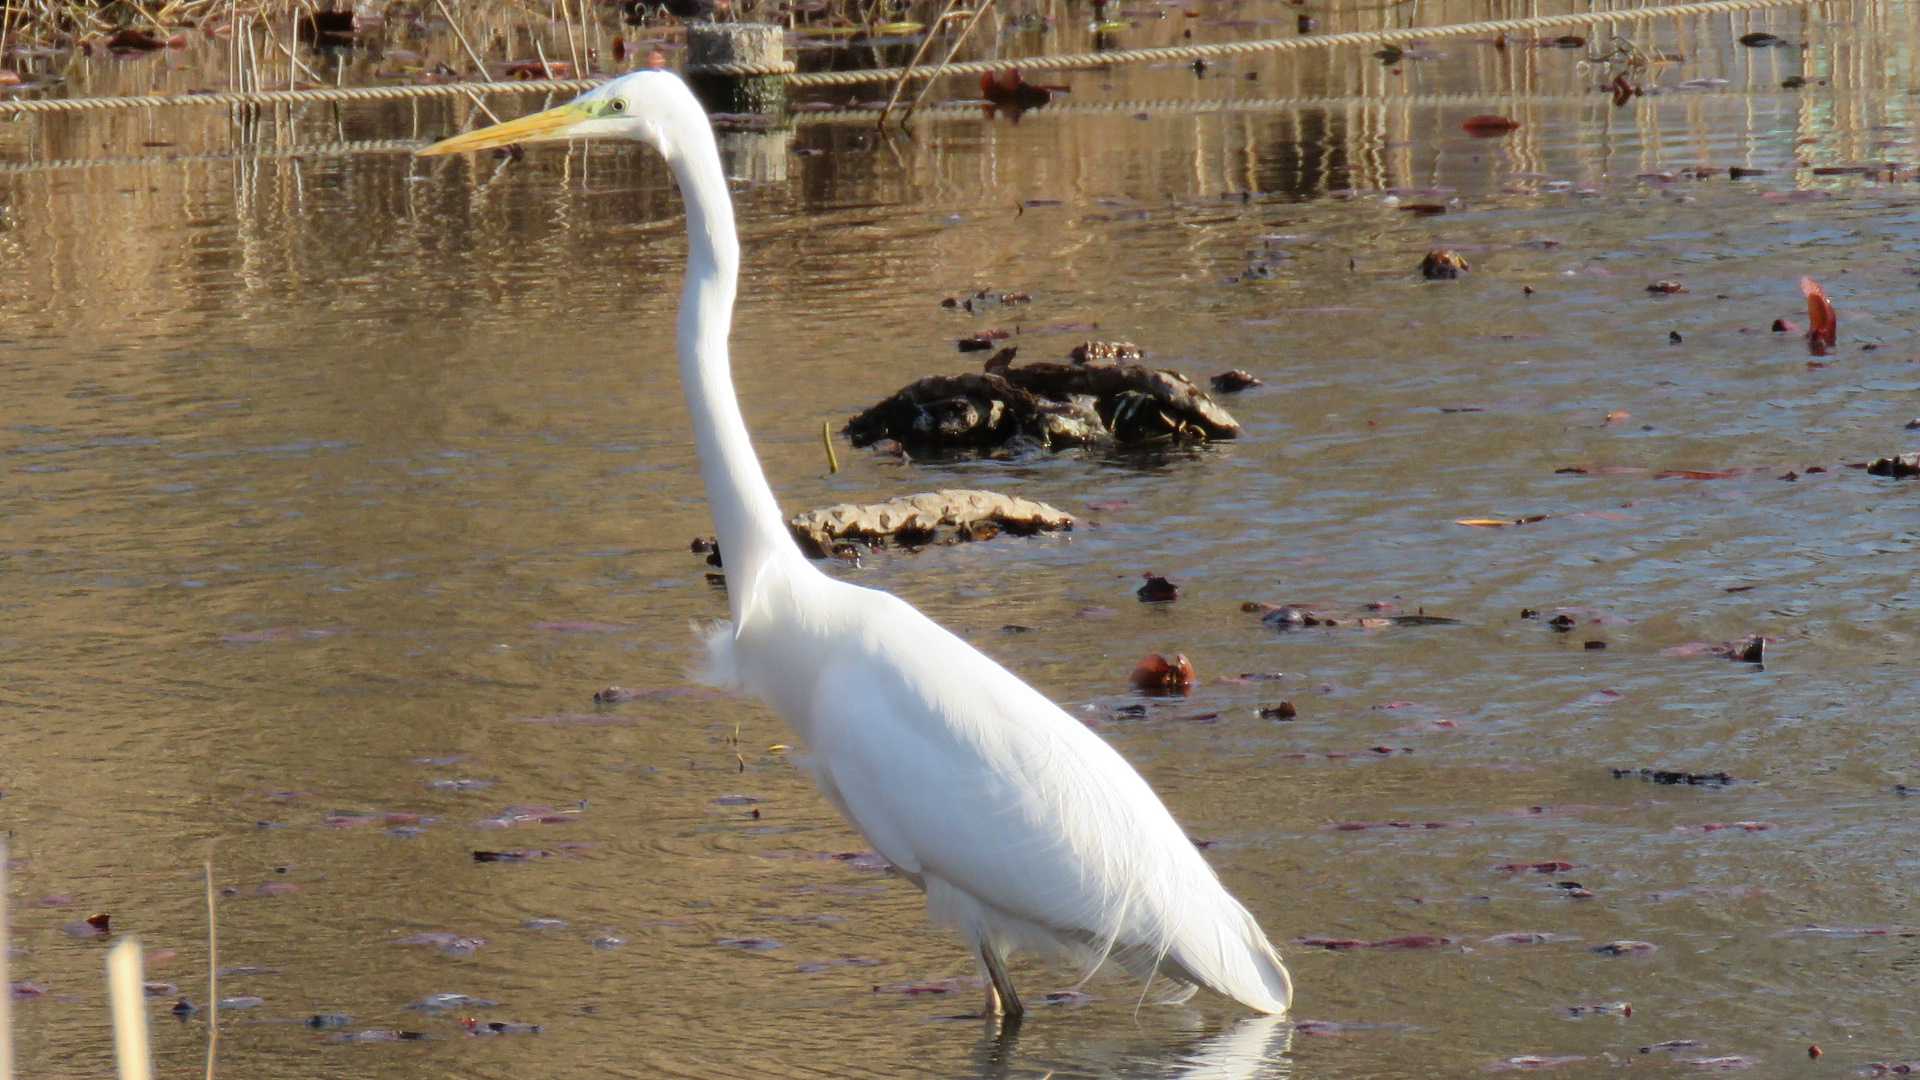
[
  {"xmin": 0, "ymin": 82, "xmax": 1825, "ymax": 171},
  {"xmin": 0, "ymin": 0, "xmax": 1812, "ymax": 116}
]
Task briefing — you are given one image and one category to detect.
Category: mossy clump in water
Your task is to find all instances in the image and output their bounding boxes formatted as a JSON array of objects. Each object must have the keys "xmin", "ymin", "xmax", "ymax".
[{"xmin": 844, "ymin": 345, "xmax": 1241, "ymax": 452}]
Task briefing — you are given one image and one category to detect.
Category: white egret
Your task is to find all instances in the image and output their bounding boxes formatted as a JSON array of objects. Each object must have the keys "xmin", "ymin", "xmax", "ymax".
[{"xmin": 419, "ymin": 71, "xmax": 1293, "ymax": 1020}]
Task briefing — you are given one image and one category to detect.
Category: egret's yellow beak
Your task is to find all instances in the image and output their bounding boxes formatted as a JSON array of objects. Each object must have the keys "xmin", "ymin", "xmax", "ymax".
[{"xmin": 417, "ymin": 100, "xmax": 596, "ymax": 156}]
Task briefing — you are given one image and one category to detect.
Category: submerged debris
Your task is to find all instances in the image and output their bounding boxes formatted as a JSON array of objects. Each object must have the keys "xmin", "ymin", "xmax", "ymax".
[
  {"xmin": 1420, "ymin": 249, "xmax": 1470, "ymax": 279},
  {"xmin": 787, "ymin": 489, "xmax": 1072, "ymax": 557},
  {"xmin": 1249, "ymin": 602, "xmax": 1461, "ymax": 631},
  {"xmin": 1209, "ymin": 369, "xmax": 1263, "ymax": 393},
  {"xmin": 845, "ymin": 347, "xmax": 1239, "ymax": 452},
  {"xmin": 1610, "ymin": 767, "xmax": 1735, "ymax": 787},
  {"xmin": 1865, "ymin": 454, "xmax": 1920, "ymax": 478},
  {"xmin": 1070, "ymin": 340, "xmax": 1144, "ymax": 364},
  {"xmin": 1130, "ymin": 653, "xmax": 1196, "ymax": 695},
  {"xmin": 1136, "ymin": 574, "xmax": 1180, "ymax": 603}
]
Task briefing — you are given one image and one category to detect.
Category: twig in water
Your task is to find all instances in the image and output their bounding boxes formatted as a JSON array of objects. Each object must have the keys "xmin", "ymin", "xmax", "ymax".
[
  {"xmin": 107, "ymin": 938, "xmax": 154, "ymax": 1080},
  {"xmin": 876, "ymin": 0, "xmax": 963, "ymax": 128},
  {"xmin": 204, "ymin": 848, "xmax": 219, "ymax": 1080},
  {"xmin": 0, "ymin": 837, "xmax": 14, "ymax": 1080},
  {"xmin": 557, "ymin": 0, "xmax": 582, "ymax": 76},
  {"xmin": 431, "ymin": 0, "xmax": 502, "ymax": 123},
  {"xmin": 821, "ymin": 420, "xmax": 839, "ymax": 474},
  {"xmin": 434, "ymin": 0, "xmax": 494, "ymax": 83},
  {"xmin": 902, "ymin": 0, "xmax": 992, "ymax": 124},
  {"xmin": 265, "ymin": 27, "xmax": 324, "ymax": 85}
]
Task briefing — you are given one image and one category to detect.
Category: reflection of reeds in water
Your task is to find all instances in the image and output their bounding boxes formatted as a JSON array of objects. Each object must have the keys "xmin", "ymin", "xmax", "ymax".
[{"xmin": 1, "ymin": 838, "xmax": 13, "ymax": 1080}]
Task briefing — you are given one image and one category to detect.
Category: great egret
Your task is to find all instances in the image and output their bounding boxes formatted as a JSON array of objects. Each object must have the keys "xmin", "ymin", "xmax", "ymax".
[{"xmin": 419, "ymin": 71, "xmax": 1293, "ymax": 1021}]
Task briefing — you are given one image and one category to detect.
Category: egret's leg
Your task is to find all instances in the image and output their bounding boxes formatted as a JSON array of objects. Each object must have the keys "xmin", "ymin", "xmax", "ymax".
[{"xmin": 979, "ymin": 944, "xmax": 1023, "ymax": 1020}]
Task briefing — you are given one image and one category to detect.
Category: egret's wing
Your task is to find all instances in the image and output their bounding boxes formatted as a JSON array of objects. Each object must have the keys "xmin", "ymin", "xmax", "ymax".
[{"xmin": 804, "ymin": 592, "xmax": 1185, "ymax": 943}]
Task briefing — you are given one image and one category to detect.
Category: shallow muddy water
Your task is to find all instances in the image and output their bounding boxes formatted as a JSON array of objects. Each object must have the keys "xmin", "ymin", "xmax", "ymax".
[{"xmin": 3, "ymin": 1, "xmax": 1919, "ymax": 1076}]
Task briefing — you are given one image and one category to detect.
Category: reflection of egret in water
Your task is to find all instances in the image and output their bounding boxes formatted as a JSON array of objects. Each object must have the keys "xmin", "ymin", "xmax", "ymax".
[
  {"xmin": 419, "ymin": 68, "xmax": 1292, "ymax": 1026},
  {"xmin": 966, "ymin": 1012, "xmax": 1295, "ymax": 1079},
  {"xmin": 1167, "ymin": 1015, "xmax": 1294, "ymax": 1080}
]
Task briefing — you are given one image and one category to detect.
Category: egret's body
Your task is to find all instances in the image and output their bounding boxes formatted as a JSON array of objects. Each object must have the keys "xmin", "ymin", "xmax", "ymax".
[{"xmin": 421, "ymin": 72, "xmax": 1292, "ymax": 1019}]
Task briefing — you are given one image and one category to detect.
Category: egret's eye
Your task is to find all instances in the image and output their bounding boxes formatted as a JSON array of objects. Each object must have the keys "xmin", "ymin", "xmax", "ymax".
[{"xmin": 608, "ymin": 99, "xmax": 626, "ymax": 114}]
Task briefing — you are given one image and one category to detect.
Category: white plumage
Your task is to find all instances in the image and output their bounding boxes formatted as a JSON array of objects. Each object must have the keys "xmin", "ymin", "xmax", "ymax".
[{"xmin": 422, "ymin": 69, "xmax": 1292, "ymax": 1019}]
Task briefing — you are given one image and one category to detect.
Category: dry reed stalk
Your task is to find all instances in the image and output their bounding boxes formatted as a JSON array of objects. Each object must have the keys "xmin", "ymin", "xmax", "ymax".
[
  {"xmin": 556, "ymin": 0, "xmax": 580, "ymax": 76},
  {"xmin": 876, "ymin": 0, "xmax": 961, "ymax": 126},
  {"xmin": 431, "ymin": 0, "xmax": 502, "ymax": 122},
  {"xmin": 901, "ymin": 0, "xmax": 991, "ymax": 123},
  {"xmin": 106, "ymin": 938, "xmax": 152, "ymax": 1080},
  {"xmin": 203, "ymin": 852, "xmax": 218, "ymax": 1080},
  {"xmin": 0, "ymin": 837, "xmax": 14, "ymax": 1080}
]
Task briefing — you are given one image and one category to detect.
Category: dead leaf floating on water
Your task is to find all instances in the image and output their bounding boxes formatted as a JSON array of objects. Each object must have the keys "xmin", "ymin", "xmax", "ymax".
[
  {"xmin": 1420, "ymin": 250, "xmax": 1469, "ymax": 280},
  {"xmin": 1130, "ymin": 653, "xmax": 1196, "ymax": 695},
  {"xmin": 1801, "ymin": 276, "xmax": 1838, "ymax": 350},
  {"xmin": 1461, "ymin": 114, "xmax": 1520, "ymax": 137},
  {"xmin": 787, "ymin": 490, "xmax": 1072, "ymax": 557},
  {"xmin": 1209, "ymin": 369, "xmax": 1262, "ymax": 393},
  {"xmin": 1738, "ymin": 31, "xmax": 1788, "ymax": 47},
  {"xmin": 1647, "ymin": 280, "xmax": 1687, "ymax": 294}
]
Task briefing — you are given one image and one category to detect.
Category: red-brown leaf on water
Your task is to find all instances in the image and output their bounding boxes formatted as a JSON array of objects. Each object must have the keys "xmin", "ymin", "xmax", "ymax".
[
  {"xmin": 1498, "ymin": 860, "xmax": 1576, "ymax": 873},
  {"xmin": 105, "ymin": 28, "xmax": 166, "ymax": 52},
  {"xmin": 1697, "ymin": 821, "xmax": 1773, "ymax": 832},
  {"xmin": 0, "ymin": 70, "xmax": 22, "ymax": 86},
  {"xmin": 1130, "ymin": 653, "xmax": 1196, "ymax": 695},
  {"xmin": 979, "ymin": 68, "xmax": 1064, "ymax": 108},
  {"xmin": 1376, "ymin": 934, "xmax": 1452, "ymax": 948},
  {"xmin": 1801, "ymin": 276, "xmax": 1837, "ymax": 348},
  {"xmin": 1462, "ymin": 114, "xmax": 1521, "ymax": 137}
]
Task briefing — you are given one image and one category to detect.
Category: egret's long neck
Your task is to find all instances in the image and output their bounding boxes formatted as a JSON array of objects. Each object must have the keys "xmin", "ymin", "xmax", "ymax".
[{"xmin": 666, "ymin": 119, "xmax": 805, "ymax": 622}]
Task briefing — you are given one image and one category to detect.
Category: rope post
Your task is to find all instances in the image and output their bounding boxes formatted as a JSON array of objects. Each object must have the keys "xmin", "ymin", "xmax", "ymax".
[{"xmin": 686, "ymin": 22, "xmax": 790, "ymax": 115}]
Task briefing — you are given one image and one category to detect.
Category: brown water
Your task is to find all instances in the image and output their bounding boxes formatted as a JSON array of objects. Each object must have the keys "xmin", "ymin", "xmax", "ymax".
[{"xmin": 4, "ymin": 1, "xmax": 1920, "ymax": 1076}]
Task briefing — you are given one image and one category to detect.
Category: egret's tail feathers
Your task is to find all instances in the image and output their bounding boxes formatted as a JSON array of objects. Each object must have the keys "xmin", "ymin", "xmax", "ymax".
[{"xmin": 1167, "ymin": 905, "xmax": 1294, "ymax": 1015}]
